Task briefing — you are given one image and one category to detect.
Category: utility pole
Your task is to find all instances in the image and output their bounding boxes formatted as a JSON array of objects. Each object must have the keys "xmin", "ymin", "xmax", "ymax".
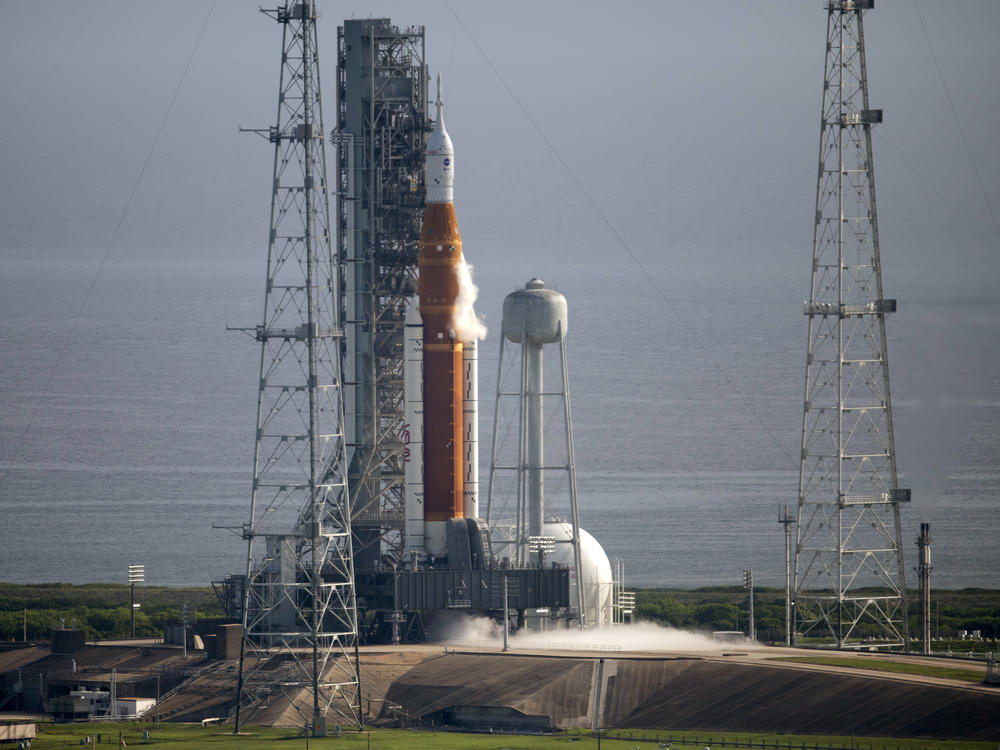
[
  {"xmin": 794, "ymin": 0, "xmax": 909, "ymax": 649},
  {"xmin": 743, "ymin": 569, "xmax": 755, "ymax": 642},
  {"xmin": 502, "ymin": 575, "xmax": 510, "ymax": 653},
  {"xmin": 916, "ymin": 523, "xmax": 932, "ymax": 655},
  {"xmin": 779, "ymin": 505, "xmax": 795, "ymax": 646},
  {"xmin": 387, "ymin": 565, "xmax": 405, "ymax": 646}
]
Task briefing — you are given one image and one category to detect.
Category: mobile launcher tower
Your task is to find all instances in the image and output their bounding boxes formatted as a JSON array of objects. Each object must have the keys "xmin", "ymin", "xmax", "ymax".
[{"xmin": 331, "ymin": 19, "xmax": 576, "ymax": 642}]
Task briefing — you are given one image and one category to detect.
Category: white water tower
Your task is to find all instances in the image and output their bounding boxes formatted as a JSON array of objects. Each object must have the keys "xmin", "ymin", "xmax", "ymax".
[{"xmin": 487, "ymin": 279, "xmax": 612, "ymax": 627}]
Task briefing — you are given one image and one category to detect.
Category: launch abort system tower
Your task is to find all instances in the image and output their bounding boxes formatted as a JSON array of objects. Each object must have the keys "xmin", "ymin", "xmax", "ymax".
[
  {"xmin": 794, "ymin": 0, "xmax": 909, "ymax": 649},
  {"xmin": 235, "ymin": 3, "xmax": 360, "ymax": 733}
]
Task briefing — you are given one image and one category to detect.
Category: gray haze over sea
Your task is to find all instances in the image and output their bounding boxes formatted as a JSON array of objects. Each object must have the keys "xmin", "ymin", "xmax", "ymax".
[{"xmin": 1, "ymin": 1, "xmax": 998, "ymax": 590}]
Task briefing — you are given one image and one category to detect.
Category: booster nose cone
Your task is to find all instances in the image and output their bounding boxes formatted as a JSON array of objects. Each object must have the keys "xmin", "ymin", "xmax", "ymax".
[{"xmin": 425, "ymin": 74, "xmax": 454, "ymax": 204}]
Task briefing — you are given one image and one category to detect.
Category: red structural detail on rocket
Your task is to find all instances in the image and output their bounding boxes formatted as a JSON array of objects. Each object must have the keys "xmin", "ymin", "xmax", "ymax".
[{"xmin": 418, "ymin": 77, "xmax": 463, "ymax": 557}]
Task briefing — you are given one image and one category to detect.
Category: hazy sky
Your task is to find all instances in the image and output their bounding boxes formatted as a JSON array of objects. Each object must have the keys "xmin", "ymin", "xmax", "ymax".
[
  {"xmin": 2, "ymin": 1, "xmax": 996, "ymax": 266},
  {"xmin": 1, "ymin": 1, "xmax": 997, "ymax": 583},
  {"xmin": 2, "ymin": 1, "xmax": 995, "ymax": 281}
]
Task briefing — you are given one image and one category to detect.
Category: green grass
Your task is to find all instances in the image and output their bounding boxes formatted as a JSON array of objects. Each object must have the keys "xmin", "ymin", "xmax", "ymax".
[
  {"xmin": 592, "ymin": 729, "xmax": 998, "ymax": 750},
  {"xmin": 24, "ymin": 723, "xmax": 1000, "ymax": 750},
  {"xmin": 767, "ymin": 656, "xmax": 986, "ymax": 683}
]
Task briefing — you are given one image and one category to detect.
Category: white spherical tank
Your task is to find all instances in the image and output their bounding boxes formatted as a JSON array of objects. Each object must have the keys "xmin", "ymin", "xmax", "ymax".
[
  {"xmin": 502, "ymin": 278, "xmax": 568, "ymax": 344},
  {"xmin": 543, "ymin": 521, "xmax": 614, "ymax": 628}
]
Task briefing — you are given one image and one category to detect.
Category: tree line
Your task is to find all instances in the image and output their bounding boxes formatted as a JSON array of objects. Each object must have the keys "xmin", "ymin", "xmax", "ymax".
[
  {"xmin": 1, "ymin": 583, "xmax": 997, "ymax": 646},
  {"xmin": 0, "ymin": 583, "xmax": 223, "ymax": 641},
  {"xmin": 635, "ymin": 586, "xmax": 1000, "ymax": 646}
]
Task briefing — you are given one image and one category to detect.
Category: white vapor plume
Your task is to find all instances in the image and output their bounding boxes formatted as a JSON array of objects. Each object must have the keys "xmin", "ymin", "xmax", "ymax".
[
  {"xmin": 451, "ymin": 256, "xmax": 488, "ymax": 342},
  {"xmin": 432, "ymin": 614, "xmax": 738, "ymax": 652}
]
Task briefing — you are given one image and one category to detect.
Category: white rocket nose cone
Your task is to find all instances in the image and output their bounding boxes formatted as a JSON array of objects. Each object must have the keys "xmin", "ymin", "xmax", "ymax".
[
  {"xmin": 426, "ymin": 124, "xmax": 453, "ymax": 157},
  {"xmin": 425, "ymin": 74, "xmax": 454, "ymax": 203}
]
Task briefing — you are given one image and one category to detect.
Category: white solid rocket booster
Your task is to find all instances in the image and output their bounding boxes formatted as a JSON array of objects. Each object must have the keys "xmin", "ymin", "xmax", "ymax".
[
  {"xmin": 462, "ymin": 340, "xmax": 478, "ymax": 520},
  {"xmin": 403, "ymin": 300, "xmax": 425, "ymax": 556}
]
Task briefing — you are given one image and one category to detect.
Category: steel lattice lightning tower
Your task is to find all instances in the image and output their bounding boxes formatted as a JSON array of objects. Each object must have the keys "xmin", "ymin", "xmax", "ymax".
[
  {"xmin": 794, "ymin": 0, "xmax": 909, "ymax": 649},
  {"xmin": 235, "ymin": 2, "xmax": 360, "ymax": 734}
]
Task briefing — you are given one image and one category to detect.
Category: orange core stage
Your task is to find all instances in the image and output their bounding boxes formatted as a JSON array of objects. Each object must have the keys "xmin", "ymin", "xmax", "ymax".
[{"xmin": 418, "ymin": 201, "xmax": 465, "ymax": 528}]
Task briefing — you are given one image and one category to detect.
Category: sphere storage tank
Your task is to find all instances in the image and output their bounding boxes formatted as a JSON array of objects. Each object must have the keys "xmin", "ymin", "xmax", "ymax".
[
  {"xmin": 502, "ymin": 278, "xmax": 567, "ymax": 344},
  {"xmin": 543, "ymin": 521, "xmax": 613, "ymax": 627}
]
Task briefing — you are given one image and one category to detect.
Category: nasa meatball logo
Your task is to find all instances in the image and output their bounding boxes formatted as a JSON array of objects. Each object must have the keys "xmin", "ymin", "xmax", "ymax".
[{"xmin": 443, "ymin": 158, "xmax": 451, "ymax": 167}]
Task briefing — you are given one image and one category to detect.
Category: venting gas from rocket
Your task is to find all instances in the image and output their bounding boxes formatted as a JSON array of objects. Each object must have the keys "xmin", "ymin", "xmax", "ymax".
[{"xmin": 412, "ymin": 76, "xmax": 484, "ymax": 559}]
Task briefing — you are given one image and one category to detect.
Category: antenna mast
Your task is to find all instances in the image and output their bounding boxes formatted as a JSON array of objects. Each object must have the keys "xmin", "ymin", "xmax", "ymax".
[
  {"xmin": 794, "ymin": 0, "xmax": 909, "ymax": 649},
  {"xmin": 235, "ymin": 2, "xmax": 360, "ymax": 733}
]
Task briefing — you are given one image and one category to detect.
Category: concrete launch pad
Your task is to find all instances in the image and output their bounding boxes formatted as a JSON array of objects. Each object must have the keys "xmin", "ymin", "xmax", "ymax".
[
  {"xmin": 373, "ymin": 645, "xmax": 1000, "ymax": 740},
  {"xmin": 5, "ymin": 639, "xmax": 998, "ymax": 739}
]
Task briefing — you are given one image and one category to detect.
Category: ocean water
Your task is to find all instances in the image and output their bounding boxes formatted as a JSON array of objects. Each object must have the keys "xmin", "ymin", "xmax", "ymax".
[
  {"xmin": 1, "ymin": 251, "xmax": 996, "ymax": 590},
  {"xmin": 0, "ymin": 1, "xmax": 998, "ymax": 591}
]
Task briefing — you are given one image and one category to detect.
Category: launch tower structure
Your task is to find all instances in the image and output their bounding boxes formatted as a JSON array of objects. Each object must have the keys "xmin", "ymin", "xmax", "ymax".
[
  {"xmin": 235, "ymin": 3, "xmax": 360, "ymax": 733},
  {"xmin": 327, "ymin": 28, "xmax": 570, "ymax": 640},
  {"xmin": 332, "ymin": 20, "xmax": 428, "ymax": 576},
  {"xmin": 794, "ymin": 0, "xmax": 909, "ymax": 648}
]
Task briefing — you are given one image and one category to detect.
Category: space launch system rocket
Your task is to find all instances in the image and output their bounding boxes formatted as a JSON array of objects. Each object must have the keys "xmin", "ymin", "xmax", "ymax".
[{"xmin": 415, "ymin": 77, "xmax": 478, "ymax": 559}]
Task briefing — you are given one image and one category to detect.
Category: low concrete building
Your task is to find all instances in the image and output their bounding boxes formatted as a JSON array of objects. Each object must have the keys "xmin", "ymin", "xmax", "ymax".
[
  {"xmin": 0, "ymin": 630, "xmax": 203, "ymax": 716},
  {"xmin": 0, "ymin": 721, "xmax": 36, "ymax": 743},
  {"xmin": 112, "ymin": 697, "xmax": 156, "ymax": 718}
]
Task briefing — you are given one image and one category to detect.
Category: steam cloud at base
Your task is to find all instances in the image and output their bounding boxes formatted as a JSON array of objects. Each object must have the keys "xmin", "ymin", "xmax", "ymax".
[{"xmin": 431, "ymin": 613, "xmax": 748, "ymax": 652}]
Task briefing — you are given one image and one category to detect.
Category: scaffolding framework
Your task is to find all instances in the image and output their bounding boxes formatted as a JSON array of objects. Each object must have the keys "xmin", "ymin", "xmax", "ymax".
[
  {"xmin": 236, "ymin": 2, "xmax": 359, "ymax": 733},
  {"xmin": 793, "ymin": 0, "xmax": 908, "ymax": 649},
  {"xmin": 333, "ymin": 20, "xmax": 428, "ymax": 577}
]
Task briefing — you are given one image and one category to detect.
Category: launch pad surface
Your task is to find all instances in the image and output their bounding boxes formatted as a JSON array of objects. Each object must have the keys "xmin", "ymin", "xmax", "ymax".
[
  {"xmin": 5, "ymin": 637, "xmax": 996, "ymax": 739},
  {"xmin": 373, "ymin": 645, "xmax": 999, "ymax": 740}
]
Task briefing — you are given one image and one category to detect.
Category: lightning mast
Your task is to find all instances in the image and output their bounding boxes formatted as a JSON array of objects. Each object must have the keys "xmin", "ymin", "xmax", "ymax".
[
  {"xmin": 235, "ymin": 2, "xmax": 360, "ymax": 733},
  {"xmin": 794, "ymin": 0, "xmax": 909, "ymax": 649}
]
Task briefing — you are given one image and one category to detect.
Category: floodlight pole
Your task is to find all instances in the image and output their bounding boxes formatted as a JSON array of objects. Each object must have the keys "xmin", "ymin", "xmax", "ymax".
[{"xmin": 128, "ymin": 564, "xmax": 145, "ymax": 639}]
